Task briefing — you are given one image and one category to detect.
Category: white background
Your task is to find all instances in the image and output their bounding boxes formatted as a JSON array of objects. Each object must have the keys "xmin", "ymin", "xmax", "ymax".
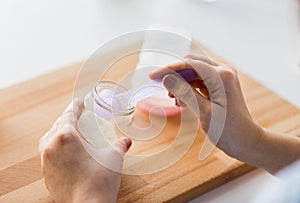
[{"xmin": 0, "ymin": 0, "xmax": 299, "ymax": 202}]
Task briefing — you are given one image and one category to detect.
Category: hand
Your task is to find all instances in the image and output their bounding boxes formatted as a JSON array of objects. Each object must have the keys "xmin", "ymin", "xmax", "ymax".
[
  {"xmin": 39, "ymin": 98, "xmax": 132, "ymax": 203},
  {"xmin": 151, "ymin": 54, "xmax": 300, "ymax": 174},
  {"xmin": 150, "ymin": 54, "xmax": 263, "ymax": 160}
]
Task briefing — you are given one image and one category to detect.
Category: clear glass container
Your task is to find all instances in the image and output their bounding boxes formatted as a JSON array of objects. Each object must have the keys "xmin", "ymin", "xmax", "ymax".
[
  {"xmin": 89, "ymin": 81, "xmax": 136, "ymax": 119},
  {"xmin": 82, "ymin": 81, "xmax": 136, "ymax": 149}
]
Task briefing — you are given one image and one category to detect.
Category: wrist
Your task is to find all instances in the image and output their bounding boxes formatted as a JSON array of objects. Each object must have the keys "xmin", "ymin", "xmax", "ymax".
[
  {"xmin": 226, "ymin": 121, "xmax": 265, "ymax": 163},
  {"xmin": 234, "ymin": 124, "xmax": 269, "ymax": 170}
]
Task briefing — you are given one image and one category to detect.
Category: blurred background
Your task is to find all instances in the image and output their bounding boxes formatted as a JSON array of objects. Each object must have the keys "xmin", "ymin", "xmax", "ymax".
[{"xmin": 0, "ymin": 0, "xmax": 299, "ymax": 108}]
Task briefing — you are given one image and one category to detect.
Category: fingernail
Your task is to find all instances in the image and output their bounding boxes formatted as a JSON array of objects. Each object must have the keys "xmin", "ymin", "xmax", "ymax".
[{"xmin": 163, "ymin": 75, "xmax": 177, "ymax": 89}]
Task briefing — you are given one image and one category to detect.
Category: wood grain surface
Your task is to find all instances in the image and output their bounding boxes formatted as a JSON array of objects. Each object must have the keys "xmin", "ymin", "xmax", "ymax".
[{"xmin": 1, "ymin": 42, "xmax": 300, "ymax": 203}]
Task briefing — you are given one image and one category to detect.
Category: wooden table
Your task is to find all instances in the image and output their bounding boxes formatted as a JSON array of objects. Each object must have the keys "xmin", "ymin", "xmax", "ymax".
[{"xmin": 1, "ymin": 43, "xmax": 300, "ymax": 202}]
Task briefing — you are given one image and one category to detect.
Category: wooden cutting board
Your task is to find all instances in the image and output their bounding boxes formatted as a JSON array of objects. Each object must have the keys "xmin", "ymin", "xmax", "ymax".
[{"xmin": 1, "ymin": 42, "xmax": 300, "ymax": 203}]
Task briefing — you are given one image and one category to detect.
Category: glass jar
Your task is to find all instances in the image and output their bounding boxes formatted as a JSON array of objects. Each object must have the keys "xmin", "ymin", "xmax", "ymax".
[
  {"xmin": 88, "ymin": 81, "xmax": 135, "ymax": 119},
  {"xmin": 79, "ymin": 81, "xmax": 136, "ymax": 150}
]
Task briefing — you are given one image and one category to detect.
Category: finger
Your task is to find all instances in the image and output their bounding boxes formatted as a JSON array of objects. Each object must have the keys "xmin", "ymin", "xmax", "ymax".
[
  {"xmin": 112, "ymin": 137, "xmax": 132, "ymax": 155},
  {"xmin": 190, "ymin": 79, "xmax": 210, "ymax": 99},
  {"xmin": 150, "ymin": 59, "xmax": 217, "ymax": 82},
  {"xmin": 169, "ymin": 79, "xmax": 209, "ymax": 101},
  {"xmin": 198, "ymin": 85, "xmax": 210, "ymax": 99},
  {"xmin": 50, "ymin": 98, "xmax": 83, "ymax": 132},
  {"xmin": 187, "ymin": 60, "xmax": 226, "ymax": 104},
  {"xmin": 48, "ymin": 118, "xmax": 60, "ymax": 135},
  {"xmin": 39, "ymin": 118, "xmax": 61, "ymax": 154},
  {"xmin": 150, "ymin": 61, "xmax": 194, "ymax": 81},
  {"xmin": 153, "ymin": 60, "xmax": 225, "ymax": 106},
  {"xmin": 168, "ymin": 92, "xmax": 175, "ymax": 98},
  {"xmin": 63, "ymin": 98, "xmax": 84, "ymax": 119},
  {"xmin": 185, "ymin": 54, "xmax": 218, "ymax": 66},
  {"xmin": 58, "ymin": 98, "xmax": 84, "ymax": 129},
  {"xmin": 57, "ymin": 111, "xmax": 78, "ymax": 129},
  {"xmin": 39, "ymin": 98, "xmax": 84, "ymax": 153},
  {"xmin": 39, "ymin": 123, "xmax": 74, "ymax": 149},
  {"xmin": 39, "ymin": 131, "xmax": 51, "ymax": 154},
  {"xmin": 162, "ymin": 74, "xmax": 209, "ymax": 117}
]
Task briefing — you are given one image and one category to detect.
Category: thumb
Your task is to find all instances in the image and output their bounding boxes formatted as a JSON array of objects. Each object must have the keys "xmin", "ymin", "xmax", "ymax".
[
  {"xmin": 112, "ymin": 137, "xmax": 132, "ymax": 155},
  {"xmin": 163, "ymin": 74, "xmax": 208, "ymax": 117}
]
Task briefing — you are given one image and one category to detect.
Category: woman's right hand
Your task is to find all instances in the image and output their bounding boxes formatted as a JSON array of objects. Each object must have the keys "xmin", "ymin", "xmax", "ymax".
[
  {"xmin": 151, "ymin": 54, "xmax": 300, "ymax": 174},
  {"xmin": 150, "ymin": 54, "xmax": 263, "ymax": 161}
]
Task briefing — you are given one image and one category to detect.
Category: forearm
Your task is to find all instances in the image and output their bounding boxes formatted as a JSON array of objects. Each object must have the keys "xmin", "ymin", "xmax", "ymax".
[{"xmin": 237, "ymin": 128, "xmax": 300, "ymax": 174}]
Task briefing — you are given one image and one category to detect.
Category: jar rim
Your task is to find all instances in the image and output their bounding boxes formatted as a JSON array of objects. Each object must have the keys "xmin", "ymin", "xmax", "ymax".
[{"xmin": 91, "ymin": 81, "xmax": 136, "ymax": 116}]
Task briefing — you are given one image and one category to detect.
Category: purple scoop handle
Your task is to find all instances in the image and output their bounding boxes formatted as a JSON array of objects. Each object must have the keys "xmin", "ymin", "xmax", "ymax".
[
  {"xmin": 176, "ymin": 69, "xmax": 196, "ymax": 82},
  {"xmin": 153, "ymin": 69, "xmax": 196, "ymax": 82},
  {"xmin": 129, "ymin": 69, "xmax": 196, "ymax": 103}
]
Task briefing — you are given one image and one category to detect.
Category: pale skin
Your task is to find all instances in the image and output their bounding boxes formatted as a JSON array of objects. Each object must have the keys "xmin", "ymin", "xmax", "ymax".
[
  {"xmin": 39, "ymin": 98, "xmax": 132, "ymax": 203},
  {"xmin": 40, "ymin": 55, "xmax": 300, "ymax": 202},
  {"xmin": 150, "ymin": 54, "xmax": 300, "ymax": 174}
]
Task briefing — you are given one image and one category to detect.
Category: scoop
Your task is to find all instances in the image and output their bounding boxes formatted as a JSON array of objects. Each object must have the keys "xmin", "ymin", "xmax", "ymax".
[
  {"xmin": 93, "ymin": 69, "xmax": 196, "ymax": 118},
  {"xmin": 116, "ymin": 69, "xmax": 196, "ymax": 103}
]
